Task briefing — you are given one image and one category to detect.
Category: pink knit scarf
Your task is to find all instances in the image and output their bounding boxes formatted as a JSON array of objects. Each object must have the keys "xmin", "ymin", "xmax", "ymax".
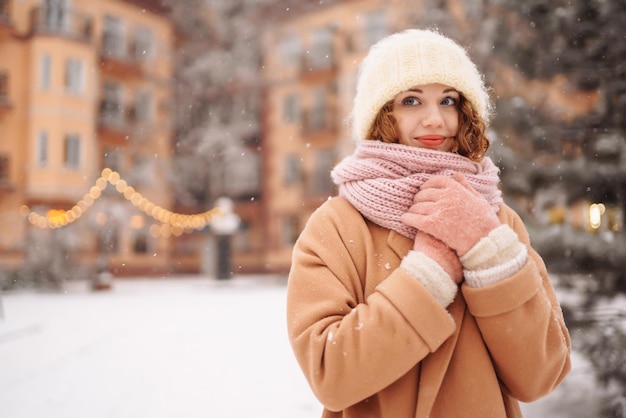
[{"xmin": 331, "ymin": 141, "xmax": 503, "ymax": 239}]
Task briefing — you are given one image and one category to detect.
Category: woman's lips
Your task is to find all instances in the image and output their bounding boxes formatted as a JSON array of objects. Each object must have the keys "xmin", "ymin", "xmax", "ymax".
[{"xmin": 416, "ymin": 135, "xmax": 446, "ymax": 147}]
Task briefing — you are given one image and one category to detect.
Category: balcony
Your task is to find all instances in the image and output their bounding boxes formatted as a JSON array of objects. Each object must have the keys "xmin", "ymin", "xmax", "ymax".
[
  {"xmin": 0, "ymin": 71, "xmax": 13, "ymax": 117},
  {"xmin": 98, "ymin": 101, "xmax": 132, "ymax": 145},
  {"xmin": 100, "ymin": 33, "xmax": 144, "ymax": 79},
  {"xmin": 0, "ymin": 0, "xmax": 14, "ymax": 42},
  {"xmin": 98, "ymin": 102, "xmax": 153, "ymax": 145},
  {"xmin": 30, "ymin": 6, "xmax": 93, "ymax": 43}
]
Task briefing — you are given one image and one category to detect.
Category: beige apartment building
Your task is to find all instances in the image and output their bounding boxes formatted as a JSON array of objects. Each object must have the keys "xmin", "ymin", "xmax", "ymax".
[{"xmin": 0, "ymin": 0, "xmax": 174, "ymax": 277}]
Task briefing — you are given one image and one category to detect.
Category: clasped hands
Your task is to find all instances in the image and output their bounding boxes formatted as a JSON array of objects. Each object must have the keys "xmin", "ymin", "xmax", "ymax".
[{"xmin": 401, "ymin": 173, "xmax": 500, "ymax": 284}]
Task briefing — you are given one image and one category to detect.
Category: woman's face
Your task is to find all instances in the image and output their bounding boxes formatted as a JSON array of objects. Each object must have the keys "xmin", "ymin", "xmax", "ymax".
[{"xmin": 392, "ymin": 83, "xmax": 459, "ymax": 151}]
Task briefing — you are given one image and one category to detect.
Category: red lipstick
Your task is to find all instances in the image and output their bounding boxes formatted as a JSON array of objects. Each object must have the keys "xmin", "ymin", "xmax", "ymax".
[{"xmin": 416, "ymin": 135, "xmax": 446, "ymax": 147}]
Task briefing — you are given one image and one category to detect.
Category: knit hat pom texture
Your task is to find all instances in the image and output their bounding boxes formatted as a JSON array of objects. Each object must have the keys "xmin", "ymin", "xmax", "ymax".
[{"xmin": 351, "ymin": 29, "xmax": 491, "ymax": 141}]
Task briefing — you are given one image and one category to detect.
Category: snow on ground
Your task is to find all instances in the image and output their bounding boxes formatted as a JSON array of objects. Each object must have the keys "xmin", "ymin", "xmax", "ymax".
[{"xmin": 0, "ymin": 275, "xmax": 600, "ymax": 417}]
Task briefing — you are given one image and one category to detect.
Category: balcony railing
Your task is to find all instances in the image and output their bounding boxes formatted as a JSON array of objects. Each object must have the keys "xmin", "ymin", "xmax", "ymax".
[
  {"xmin": 99, "ymin": 33, "xmax": 145, "ymax": 79},
  {"xmin": 30, "ymin": 6, "xmax": 93, "ymax": 42},
  {"xmin": 99, "ymin": 101, "xmax": 154, "ymax": 144},
  {"xmin": 300, "ymin": 51, "xmax": 337, "ymax": 75}
]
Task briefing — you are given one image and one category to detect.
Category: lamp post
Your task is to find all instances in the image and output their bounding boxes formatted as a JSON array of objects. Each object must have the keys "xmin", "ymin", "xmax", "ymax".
[{"xmin": 211, "ymin": 197, "xmax": 241, "ymax": 280}]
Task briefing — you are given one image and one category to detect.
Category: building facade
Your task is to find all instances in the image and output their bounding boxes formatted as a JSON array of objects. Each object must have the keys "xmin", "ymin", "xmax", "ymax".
[
  {"xmin": 1, "ymin": 0, "xmax": 620, "ymax": 280},
  {"xmin": 0, "ymin": 0, "xmax": 175, "ymax": 277}
]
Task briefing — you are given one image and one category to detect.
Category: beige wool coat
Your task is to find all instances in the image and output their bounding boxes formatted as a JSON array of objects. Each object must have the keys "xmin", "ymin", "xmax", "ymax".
[{"xmin": 287, "ymin": 196, "xmax": 571, "ymax": 418}]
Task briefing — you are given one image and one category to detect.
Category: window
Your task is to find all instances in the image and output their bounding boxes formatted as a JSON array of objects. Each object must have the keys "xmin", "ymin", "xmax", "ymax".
[
  {"xmin": 306, "ymin": 87, "xmax": 327, "ymax": 131},
  {"xmin": 131, "ymin": 26, "xmax": 153, "ymax": 60},
  {"xmin": 310, "ymin": 27, "xmax": 333, "ymax": 69},
  {"xmin": 280, "ymin": 34, "xmax": 301, "ymax": 66},
  {"xmin": 283, "ymin": 94, "xmax": 300, "ymax": 123},
  {"xmin": 101, "ymin": 81, "xmax": 124, "ymax": 125},
  {"xmin": 132, "ymin": 90, "xmax": 152, "ymax": 122},
  {"xmin": 40, "ymin": 54, "xmax": 51, "ymax": 90},
  {"xmin": 364, "ymin": 11, "xmax": 388, "ymax": 48},
  {"xmin": 43, "ymin": 0, "xmax": 69, "ymax": 32},
  {"xmin": 37, "ymin": 131, "xmax": 48, "ymax": 167},
  {"xmin": 65, "ymin": 58, "xmax": 85, "ymax": 94},
  {"xmin": 102, "ymin": 15, "xmax": 125, "ymax": 58},
  {"xmin": 284, "ymin": 154, "xmax": 301, "ymax": 186},
  {"xmin": 64, "ymin": 134, "xmax": 81, "ymax": 169}
]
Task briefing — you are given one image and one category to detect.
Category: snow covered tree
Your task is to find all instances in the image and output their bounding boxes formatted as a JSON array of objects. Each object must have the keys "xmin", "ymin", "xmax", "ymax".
[
  {"xmin": 164, "ymin": 0, "xmax": 276, "ymax": 209},
  {"xmin": 485, "ymin": 0, "xmax": 625, "ymax": 253},
  {"xmin": 479, "ymin": 1, "xmax": 626, "ymax": 414}
]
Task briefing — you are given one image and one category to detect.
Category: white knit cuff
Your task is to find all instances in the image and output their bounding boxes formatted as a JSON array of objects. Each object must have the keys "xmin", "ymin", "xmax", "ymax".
[
  {"xmin": 401, "ymin": 250, "xmax": 458, "ymax": 308},
  {"xmin": 460, "ymin": 225, "xmax": 528, "ymax": 288},
  {"xmin": 462, "ymin": 246, "xmax": 528, "ymax": 288},
  {"xmin": 460, "ymin": 225, "xmax": 523, "ymax": 270}
]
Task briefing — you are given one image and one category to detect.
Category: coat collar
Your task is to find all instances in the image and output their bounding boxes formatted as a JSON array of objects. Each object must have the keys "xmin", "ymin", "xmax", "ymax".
[
  {"xmin": 387, "ymin": 229, "xmax": 413, "ymax": 259},
  {"xmin": 387, "ymin": 229, "xmax": 467, "ymax": 418}
]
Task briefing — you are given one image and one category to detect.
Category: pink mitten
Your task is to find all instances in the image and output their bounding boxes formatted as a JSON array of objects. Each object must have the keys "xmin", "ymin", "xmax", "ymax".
[
  {"xmin": 413, "ymin": 231, "xmax": 463, "ymax": 284},
  {"xmin": 401, "ymin": 173, "xmax": 500, "ymax": 256}
]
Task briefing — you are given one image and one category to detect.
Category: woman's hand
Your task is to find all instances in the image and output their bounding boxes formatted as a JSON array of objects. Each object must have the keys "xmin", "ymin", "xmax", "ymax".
[
  {"xmin": 402, "ymin": 173, "xmax": 500, "ymax": 256},
  {"xmin": 413, "ymin": 231, "xmax": 463, "ymax": 284}
]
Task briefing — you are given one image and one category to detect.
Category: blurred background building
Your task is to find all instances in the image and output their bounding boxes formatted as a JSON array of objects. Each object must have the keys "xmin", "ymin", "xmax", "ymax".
[
  {"xmin": 0, "ymin": 0, "xmax": 174, "ymax": 280},
  {"xmin": 1, "ymin": 0, "xmax": 624, "ymax": 281}
]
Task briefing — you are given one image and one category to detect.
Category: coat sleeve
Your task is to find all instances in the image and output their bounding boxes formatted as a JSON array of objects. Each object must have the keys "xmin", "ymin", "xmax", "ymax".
[
  {"xmin": 286, "ymin": 199, "xmax": 456, "ymax": 412},
  {"xmin": 462, "ymin": 206, "xmax": 572, "ymax": 402}
]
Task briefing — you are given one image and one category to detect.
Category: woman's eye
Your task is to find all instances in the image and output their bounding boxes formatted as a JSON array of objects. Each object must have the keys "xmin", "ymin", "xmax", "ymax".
[
  {"xmin": 441, "ymin": 97, "xmax": 458, "ymax": 106},
  {"xmin": 401, "ymin": 97, "xmax": 420, "ymax": 106}
]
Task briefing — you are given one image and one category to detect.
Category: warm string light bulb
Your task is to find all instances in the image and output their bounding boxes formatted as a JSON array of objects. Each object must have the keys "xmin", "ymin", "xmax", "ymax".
[{"xmin": 21, "ymin": 168, "xmax": 223, "ymax": 237}]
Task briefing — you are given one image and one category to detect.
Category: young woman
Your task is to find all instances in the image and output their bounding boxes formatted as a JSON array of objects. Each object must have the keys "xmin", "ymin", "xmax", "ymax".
[{"xmin": 286, "ymin": 29, "xmax": 571, "ymax": 418}]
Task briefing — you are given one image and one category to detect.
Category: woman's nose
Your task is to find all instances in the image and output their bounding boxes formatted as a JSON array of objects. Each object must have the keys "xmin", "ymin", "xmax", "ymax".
[{"xmin": 421, "ymin": 106, "xmax": 444, "ymax": 127}]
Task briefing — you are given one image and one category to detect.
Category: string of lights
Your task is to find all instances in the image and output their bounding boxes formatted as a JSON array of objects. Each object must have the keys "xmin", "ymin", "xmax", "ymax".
[{"xmin": 19, "ymin": 168, "xmax": 223, "ymax": 238}]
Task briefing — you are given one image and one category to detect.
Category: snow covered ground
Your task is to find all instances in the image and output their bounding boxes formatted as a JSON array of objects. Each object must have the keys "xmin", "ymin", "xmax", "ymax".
[{"xmin": 0, "ymin": 275, "xmax": 601, "ymax": 417}]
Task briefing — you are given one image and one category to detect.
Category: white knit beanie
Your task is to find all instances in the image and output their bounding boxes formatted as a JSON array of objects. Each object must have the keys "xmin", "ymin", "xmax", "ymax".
[{"xmin": 351, "ymin": 29, "xmax": 491, "ymax": 141}]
